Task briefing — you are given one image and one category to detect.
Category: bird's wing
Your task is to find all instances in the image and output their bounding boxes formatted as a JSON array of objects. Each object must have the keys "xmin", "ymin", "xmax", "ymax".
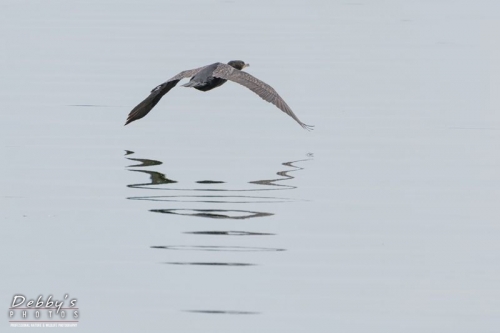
[
  {"xmin": 125, "ymin": 66, "xmax": 208, "ymax": 125},
  {"xmin": 212, "ymin": 63, "xmax": 313, "ymax": 130}
]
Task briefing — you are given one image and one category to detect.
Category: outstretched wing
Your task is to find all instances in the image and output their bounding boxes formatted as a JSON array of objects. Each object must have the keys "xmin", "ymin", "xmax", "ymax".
[
  {"xmin": 212, "ymin": 63, "xmax": 313, "ymax": 130},
  {"xmin": 125, "ymin": 66, "xmax": 208, "ymax": 125}
]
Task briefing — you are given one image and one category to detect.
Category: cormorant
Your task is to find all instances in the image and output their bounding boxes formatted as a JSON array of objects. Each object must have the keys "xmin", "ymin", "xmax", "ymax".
[{"xmin": 125, "ymin": 60, "xmax": 313, "ymax": 130}]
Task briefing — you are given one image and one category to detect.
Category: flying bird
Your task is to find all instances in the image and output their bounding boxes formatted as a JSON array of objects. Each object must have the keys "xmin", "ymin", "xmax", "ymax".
[{"xmin": 124, "ymin": 60, "xmax": 313, "ymax": 130}]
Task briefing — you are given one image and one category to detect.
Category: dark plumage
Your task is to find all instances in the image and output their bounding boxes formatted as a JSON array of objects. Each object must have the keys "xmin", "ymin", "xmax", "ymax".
[{"xmin": 125, "ymin": 60, "xmax": 313, "ymax": 130}]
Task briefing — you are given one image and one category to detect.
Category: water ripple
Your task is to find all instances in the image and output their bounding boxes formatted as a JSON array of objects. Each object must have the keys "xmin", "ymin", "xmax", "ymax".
[
  {"xmin": 150, "ymin": 208, "xmax": 273, "ymax": 219},
  {"xmin": 151, "ymin": 245, "xmax": 285, "ymax": 252},
  {"xmin": 164, "ymin": 262, "xmax": 255, "ymax": 267},
  {"xmin": 127, "ymin": 195, "xmax": 291, "ymax": 204},
  {"xmin": 184, "ymin": 310, "xmax": 259, "ymax": 315},
  {"xmin": 183, "ymin": 231, "xmax": 274, "ymax": 236}
]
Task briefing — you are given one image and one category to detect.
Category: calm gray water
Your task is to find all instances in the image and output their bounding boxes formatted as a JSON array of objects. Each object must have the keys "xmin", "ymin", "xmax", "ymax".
[{"xmin": 1, "ymin": 0, "xmax": 500, "ymax": 332}]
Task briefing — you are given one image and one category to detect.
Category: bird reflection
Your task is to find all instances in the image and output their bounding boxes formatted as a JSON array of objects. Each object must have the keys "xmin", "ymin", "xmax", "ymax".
[
  {"xmin": 127, "ymin": 169, "xmax": 177, "ymax": 187},
  {"xmin": 126, "ymin": 154, "xmax": 310, "ymax": 192},
  {"xmin": 125, "ymin": 151, "xmax": 311, "ymax": 315},
  {"xmin": 125, "ymin": 151, "xmax": 311, "ymax": 223},
  {"xmin": 125, "ymin": 152, "xmax": 310, "ymax": 255}
]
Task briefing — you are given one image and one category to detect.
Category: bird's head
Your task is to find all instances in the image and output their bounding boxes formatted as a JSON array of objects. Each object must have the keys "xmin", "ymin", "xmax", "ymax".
[{"xmin": 227, "ymin": 60, "xmax": 249, "ymax": 70}]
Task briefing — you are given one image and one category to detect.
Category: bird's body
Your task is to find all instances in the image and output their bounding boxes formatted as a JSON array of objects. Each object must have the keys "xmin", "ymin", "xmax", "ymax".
[
  {"xmin": 182, "ymin": 63, "xmax": 227, "ymax": 91},
  {"xmin": 125, "ymin": 60, "xmax": 313, "ymax": 130}
]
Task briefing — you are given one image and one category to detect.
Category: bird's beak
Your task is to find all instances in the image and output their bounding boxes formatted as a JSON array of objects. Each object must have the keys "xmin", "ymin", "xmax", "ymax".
[{"xmin": 244, "ymin": 63, "xmax": 250, "ymax": 68}]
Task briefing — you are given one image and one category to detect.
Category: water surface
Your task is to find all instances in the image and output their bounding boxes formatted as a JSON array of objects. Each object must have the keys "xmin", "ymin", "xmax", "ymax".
[{"xmin": 1, "ymin": 1, "xmax": 500, "ymax": 332}]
